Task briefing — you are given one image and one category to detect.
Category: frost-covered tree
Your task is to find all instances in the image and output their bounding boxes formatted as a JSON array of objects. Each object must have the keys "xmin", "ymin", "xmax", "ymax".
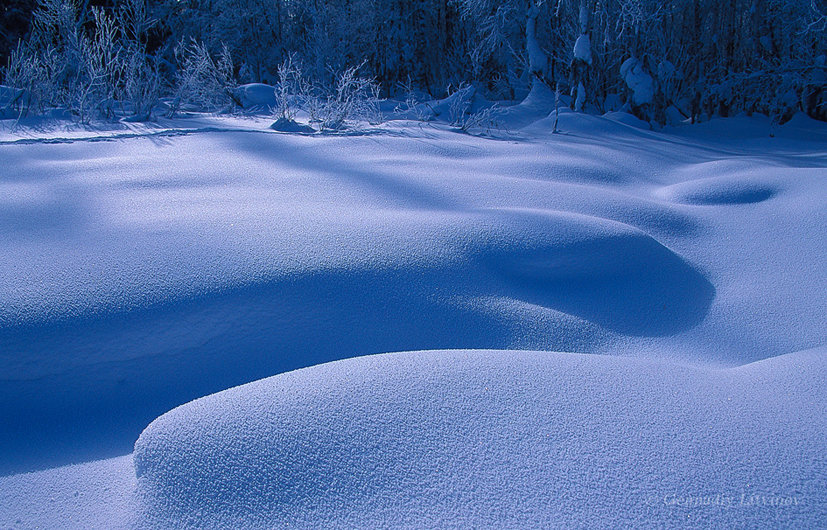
[
  {"xmin": 2, "ymin": 0, "xmax": 825, "ymax": 124},
  {"xmin": 457, "ymin": 0, "xmax": 555, "ymax": 95},
  {"xmin": 154, "ymin": 0, "xmax": 307, "ymax": 84}
]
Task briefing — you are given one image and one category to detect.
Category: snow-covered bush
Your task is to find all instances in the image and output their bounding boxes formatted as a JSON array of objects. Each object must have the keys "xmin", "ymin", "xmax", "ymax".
[
  {"xmin": 1, "ymin": 0, "xmax": 162, "ymax": 122},
  {"xmin": 447, "ymin": 84, "xmax": 475, "ymax": 127},
  {"xmin": 456, "ymin": 103, "xmax": 503, "ymax": 134},
  {"xmin": 445, "ymin": 84, "xmax": 503, "ymax": 134},
  {"xmin": 2, "ymin": 0, "xmax": 85, "ymax": 117},
  {"xmin": 3, "ymin": 41, "xmax": 49, "ymax": 116},
  {"xmin": 620, "ymin": 57, "xmax": 654, "ymax": 107},
  {"xmin": 24, "ymin": 1, "xmax": 125, "ymax": 123},
  {"xmin": 573, "ymin": 34, "xmax": 592, "ymax": 66},
  {"xmin": 119, "ymin": 51, "xmax": 160, "ymax": 121},
  {"xmin": 74, "ymin": 7, "xmax": 122, "ymax": 122},
  {"xmin": 393, "ymin": 77, "xmax": 434, "ymax": 122},
  {"xmin": 116, "ymin": 0, "xmax": 160, "ymax": 120},
  {"xmin": 307, "ymin": 64, "xmax": 380, "ymax": 131},
  {"xmin": 620, "ymin": 56, "xmax": 656, "ymax": 120},
  {"xmin": 169, "ymin": 40, "xmax": 236, "ymax": 115},
  {"xmin": 273, "ymin": 54, "xmax": 305, "ymax": 122}
]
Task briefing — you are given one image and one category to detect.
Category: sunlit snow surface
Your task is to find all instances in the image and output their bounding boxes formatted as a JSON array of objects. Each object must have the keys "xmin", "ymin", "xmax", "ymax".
[{"xmin": 0, "ymin": 101, "xmax": 825, "ymax": 527}]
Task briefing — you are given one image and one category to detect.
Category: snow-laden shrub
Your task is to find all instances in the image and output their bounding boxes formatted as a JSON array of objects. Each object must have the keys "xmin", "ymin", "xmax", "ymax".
[
  {"xmin": 273, "ymin": 54, "xmax": 305, "ymax": 122},
  {"xmin": 3, "ymin": 41, "xmax": 49, "ymax": 116},
  {"xmin": 2, "ymin": 0, "xmax": 85, "ymax": 118},
  {"xmin": 169, "ymin": 40, "xmax": 236, "ymax": 115},
  {"xmin": 393, "ymin": 77, "xmax": 434, "ymax": 122},
  {"xmin": 447, "ymin": 84, "xmax": 475, "ymax": 127},
  {"xmin": 119, "ymin": 51, "xmax": 160, "ymax": 121},
  {"xmin": 620, "ymin": 57, "xmax": 654, "ymax": 107},
  {"xmin": 445, "ymin": 84, "xmax": 503, "ymax": 134},
  {"xmin": 457, "ymin": 103, "xmax": 503, "ymax": 134},
  {"xmin": 73, "ymin": 7, "xmax": 122, "ymax": 122},
  {"xmin": 116, "ymin": 0, "xmax": 161, "ymax": 121},
  {"xmin": 307, "ymin": 64, "xmax": 380, "ymax": 131},
  {"xmin": 31, "ymin": 2, "xmax": 124, "ymax": 123},
  {"xmin": 1, "ymin": 0, "xmax": 162, "ymax": 122}
]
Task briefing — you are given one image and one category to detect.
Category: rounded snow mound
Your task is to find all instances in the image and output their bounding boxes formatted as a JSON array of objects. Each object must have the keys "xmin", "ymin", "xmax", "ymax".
[
  {"xmin": 657, "ymin": 176, "xmax": 778, "ymax": 205},
  {"xmin": 270, "ymin": 117, "xmax": 314, "ymax": 133},
  {"xmin": 233, "ymin": 83, "xmax": 277, "ymax": 110},
  {"xmin": 471, "ymin": 210, "xmax": 714, "ymax": 335},
  {"xmin": 134, "ymin": 348, "xmax": 826, "ymax": 528}
]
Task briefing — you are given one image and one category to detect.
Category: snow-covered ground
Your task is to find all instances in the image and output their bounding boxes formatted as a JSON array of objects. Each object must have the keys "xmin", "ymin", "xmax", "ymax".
[{"xmin": 1, "ymin": 99, "xmax": 825, "ymax": 528}]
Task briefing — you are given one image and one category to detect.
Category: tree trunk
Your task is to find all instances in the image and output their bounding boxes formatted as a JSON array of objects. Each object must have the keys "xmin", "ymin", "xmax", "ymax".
[{"xmin": 526, "ymin": 2, "xmax": 548, "ymax": 90}]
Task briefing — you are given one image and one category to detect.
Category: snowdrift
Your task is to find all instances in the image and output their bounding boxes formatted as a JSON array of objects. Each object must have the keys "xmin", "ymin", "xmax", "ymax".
[
  {"xmin": 0, "ymin": 109, "xmax": 824, "ymax": 527},
  {"xmin": 1, "ymin": 112, "xmax": 826, "ymax": 475},
  {"xmin": 133, "ymin": 348, "xmax": 827, "ymax": 528},
  {"xmin": 657, "ymin": 175, "xmax": 777, "ymax": 205}
]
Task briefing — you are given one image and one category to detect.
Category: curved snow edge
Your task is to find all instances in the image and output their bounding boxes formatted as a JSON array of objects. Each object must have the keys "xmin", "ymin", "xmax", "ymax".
[{"xmin": 133, "ymin": 347, "xmax": 827, "ymax": 528}]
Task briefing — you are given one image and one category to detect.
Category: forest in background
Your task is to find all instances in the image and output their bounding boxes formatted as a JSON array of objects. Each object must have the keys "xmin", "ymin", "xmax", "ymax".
[{"xmin": 1, "ymin": 0, "xmax": 825, "ymax": 125}]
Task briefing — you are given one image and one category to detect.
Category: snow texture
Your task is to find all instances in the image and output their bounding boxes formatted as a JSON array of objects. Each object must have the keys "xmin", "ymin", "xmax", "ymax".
[
  {"xmin": 131, "ymin": 348, "xmax": 826, "ymax": 528},
  {"xmin": 0, "ymin": 456, "xmax": 136, "ymax": 529},
  {"xmin": 3, "ymin": 348, "xmax": 822, "ymax": 528},
  {"xmin": 0, "ymin": 104, "xmax": 825, "ymax": 528}
]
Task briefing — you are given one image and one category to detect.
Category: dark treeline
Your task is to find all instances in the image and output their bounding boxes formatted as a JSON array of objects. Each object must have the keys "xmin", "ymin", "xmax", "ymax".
[{"xmin": 1, "ymin": 0, "xmax": 825, "ymax": 123}]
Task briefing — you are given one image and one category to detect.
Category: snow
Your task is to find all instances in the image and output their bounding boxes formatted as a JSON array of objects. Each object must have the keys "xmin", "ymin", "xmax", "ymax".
[
  {"xmin": 575, "ymin": 81, "xmax": 586, "ymax": 111},
  {"xmin": 2, "ymin": 348, "xmax": 824, "ymax": 528},
  {"xmin": 233, "ymin": 83, "xmax": 278, "ymax": 111},
  {"xmin": 131, "ymin": 348, "xmax": 826, "ymax": 528},
  {"xmin": 655, "ymin": 175, "xmax": 777, "ymax": 205},
  {"xmin": 0, "ymin": 456, "xmax": 136, "ymax": 529},
  {"xmin": 621, "ymin": 57, "xmax": 655, "ymax": 106},
  {"xmin": 573, "ymin": 34, "xmax": 592, "ymax": 65},
  {"xmin": 270, "ymin": 116, "xmax": 315, "ymax": 133},
  {"xmin": 0, "ymin": 103, "xmax": 825, "ymax": 527}
]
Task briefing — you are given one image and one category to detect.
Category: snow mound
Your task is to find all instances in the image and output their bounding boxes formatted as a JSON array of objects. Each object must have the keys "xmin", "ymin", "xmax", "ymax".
[
  {"xmin": 473, "ymin": 209, "xmax": 714, "ymax": 335},
  {"xmin": 270, "ymin": 117, "xmax": 314, "ymax": 133},
  {"xmin": 492, "ymin": 82, "xmax": 557, "ymax": 129},
  {"xmin": 657, "ymin": 176, "xmax": 778, "ymax": 205},
  {"xmin": 0, "ymin": 456, "xmax": 136, "ymax": 529},
  {"xmin": 233, "ymin": 83, "xmax": 277, "ymax": 111},
  {"xmin": 134, "ymin": 348, "xmax": 827, "ymax": 528}
]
